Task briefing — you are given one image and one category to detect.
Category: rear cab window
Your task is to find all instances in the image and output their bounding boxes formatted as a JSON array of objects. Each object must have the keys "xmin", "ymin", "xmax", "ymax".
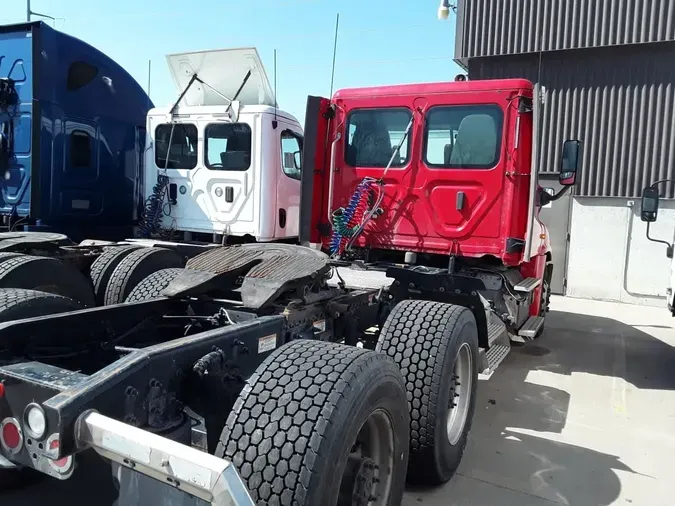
[
  {"xmin": 281, "ymin": 130, "xmax": 303, "ymax": 180},
  {"xmin": 155, "ymin": 123, "xmax": 198, "ymax": 169},
  {"xmin": 424, "ymin": 105, "xmax": 504, "ymax": 169},
  {"xmin": 345, "ymin": 108, "xmax": 412, "ymax": 168},
  {"xmin": 205, "ymin": 123, "xmax": 252, "ymax": 171}
]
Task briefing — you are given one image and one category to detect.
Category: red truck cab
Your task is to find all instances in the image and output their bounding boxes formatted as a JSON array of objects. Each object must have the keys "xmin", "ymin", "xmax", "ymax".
[{"xmin": 300, "ymin": 78, "xmax": 581, "ymax": 338}]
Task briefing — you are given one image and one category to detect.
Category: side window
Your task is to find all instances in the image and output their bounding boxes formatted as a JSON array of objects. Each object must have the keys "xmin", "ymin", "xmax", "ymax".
[
  {"xmin": 424, "ymin": 105, "xmax": 503, "ymax": 169},
  {"xmin": 67, "ymin": 61, "xmax": 99, "ymax": 91},
  {"xmin": 345, "ymin": 108, "xmax": 412, "ymax": 168},
  {"xmin": 205, "ymin": 123, "xmax": 252, "ymax": 171},
  {"xmin": 281, "ymin": 130, "xmax": 303, "ymax": 180},
  {"xmin": 155, "ymin": 123, "xmax": 198, "ymax": 169},
  {"xmin": 70, "ymin": 130, "xmax": 92, "ymax": 169}
]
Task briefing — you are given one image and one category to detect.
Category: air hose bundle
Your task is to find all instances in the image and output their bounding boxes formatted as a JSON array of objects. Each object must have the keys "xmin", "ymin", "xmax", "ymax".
[
  {"xmin": 137, "ymin": 173, "xmax": 170, "ymax": 238},
  {"xmin": 329, "ymin": 177, "xmax": 384, "ymax": 256}
]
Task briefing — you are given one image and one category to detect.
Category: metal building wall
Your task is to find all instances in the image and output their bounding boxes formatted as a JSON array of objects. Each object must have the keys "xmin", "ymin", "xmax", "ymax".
[
  {"xmin": 455, "ymin": 0, "xmax": 675, "ymax": 66},
  {"xmin": 469, "ymin": 42, "xmax": 675, "ymax": 198}
]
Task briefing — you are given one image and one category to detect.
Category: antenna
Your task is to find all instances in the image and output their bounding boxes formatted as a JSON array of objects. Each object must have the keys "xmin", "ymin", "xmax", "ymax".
[
  {"xmin": 27, "ymin": 0, "xmax": 61, "ymax": 25},
  {"xmin": 272, "ymin": 49, "xmax": 278, "ymax": 129},
  {"xmin": 146, "ymin": 59, "xmax": 152, "ymax": 109},
  {"xmin": 329, "ymin": 13, "xmax": 340, "ymax": 98}
]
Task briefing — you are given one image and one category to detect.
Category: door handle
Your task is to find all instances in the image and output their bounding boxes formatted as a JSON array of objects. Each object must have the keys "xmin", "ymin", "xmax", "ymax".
[
  {"xmin": 225, "ymin": 186, "xmax": 234, "ymax": 203},
  {"xmin": 456, "ymin": 191, "xmax": 466, "ymax": 211}
]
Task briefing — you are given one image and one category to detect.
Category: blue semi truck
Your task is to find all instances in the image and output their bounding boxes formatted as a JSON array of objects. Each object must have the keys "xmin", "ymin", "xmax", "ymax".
[{"xmin": 0, "ymin": 21, "xmax": 151, "ymax": 241}]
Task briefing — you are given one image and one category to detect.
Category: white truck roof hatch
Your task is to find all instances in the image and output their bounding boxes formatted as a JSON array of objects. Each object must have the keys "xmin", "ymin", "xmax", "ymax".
[{"xmin": 166, "ymin": 47, "xmax": 276, "ymax": 108}]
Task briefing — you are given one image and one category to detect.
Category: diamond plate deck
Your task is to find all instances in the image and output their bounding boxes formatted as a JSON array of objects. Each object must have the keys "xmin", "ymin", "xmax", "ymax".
[
  {"xmin": 486, "ymin": 320, "xmax": 508, "ymax": 346},
  {"xmin": 480, "ymin": 344, "xmax": 510, "ymax": 378},
  {"xmin": 328, "ymin": 267, "xmax": 393, "ymax": 290}
]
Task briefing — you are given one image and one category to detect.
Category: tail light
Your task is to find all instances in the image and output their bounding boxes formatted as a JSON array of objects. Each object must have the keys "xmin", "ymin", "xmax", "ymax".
[
  {"xmin": 46, "ymin": 436, "xmax": 73, "ymax": 474},
  {"xmin": 0, "ymin": 417, "xmax": 23, "ymax": 454}
]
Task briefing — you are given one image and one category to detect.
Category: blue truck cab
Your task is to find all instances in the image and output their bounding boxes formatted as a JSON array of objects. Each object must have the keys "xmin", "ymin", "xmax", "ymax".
[{"xmin": 0, "ymin": 21, "xmax": 152, "ymax": 241}]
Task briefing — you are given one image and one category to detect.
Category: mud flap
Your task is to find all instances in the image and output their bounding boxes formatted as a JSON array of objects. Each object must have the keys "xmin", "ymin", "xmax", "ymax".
[
  {"xmin": 113, "ymin": 464, "xmax": 209, "ymax": 506},
  {"xmin": 75, "ymin": 412, "xmax": 255, "ymax": 506}
]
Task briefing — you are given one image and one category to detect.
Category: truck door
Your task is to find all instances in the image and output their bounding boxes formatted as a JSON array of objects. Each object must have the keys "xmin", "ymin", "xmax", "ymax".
[
  {"xmin": 276, "ymin": 125, "xmax": 303, "ymax": 238},
  {"xmin": 299, "ymin": 96, "xmax": 331, "ymax": 245},
  {"xmin": 54, "ymin": 117, "xmax": 104, "ymax": 219},
  {"xmin": 329, "ymin": 91, "xmax": 513, "ymax": 257}
]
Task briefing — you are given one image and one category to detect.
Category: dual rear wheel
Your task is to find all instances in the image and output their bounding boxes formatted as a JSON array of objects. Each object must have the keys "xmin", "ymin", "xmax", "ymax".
[{"xmin": 219, "ymin": 299, "xmax": 479, "ymax": 505}]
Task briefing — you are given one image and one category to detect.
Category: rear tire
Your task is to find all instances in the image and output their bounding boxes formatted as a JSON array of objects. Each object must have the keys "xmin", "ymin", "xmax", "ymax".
[
  {"xmin": 216, "ymin": 340, "xmax": 410, "ymax": 506},
  {"xmin": 0, "ymin": 255, "xmax": 95, "ymax": 306},
  {"xmin": 103, "ymin": 248, "xmax": 184, "ymax": 305},
  {"xmin": 376, "ymin": 299, "xmax": 479, "ymax": 486},
  {"xmin": 0, "ymin": 288, "xmax": 84, "ymax": 322},
  {"xmin": 89, "ymin": 245, "xmax": 142, "ymax": 305},
  {"xmin": 125, "ymin": 268, "xmax": 184, "ymax": 302}
]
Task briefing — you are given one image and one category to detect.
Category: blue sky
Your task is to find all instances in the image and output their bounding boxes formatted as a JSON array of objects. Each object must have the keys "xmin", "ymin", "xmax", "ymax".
[{"xmin": 2, "ymin": 0, "xmax": 463, "ymax": 124}]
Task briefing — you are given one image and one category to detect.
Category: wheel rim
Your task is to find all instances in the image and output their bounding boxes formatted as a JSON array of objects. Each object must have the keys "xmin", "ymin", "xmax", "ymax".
[
  {"xmin": 446, "ymin": 342, "xmax": 473, "ymax": 445},
  {"xmin": 337, "ymin": 409, "xmax": 395, "ymax": 506}
]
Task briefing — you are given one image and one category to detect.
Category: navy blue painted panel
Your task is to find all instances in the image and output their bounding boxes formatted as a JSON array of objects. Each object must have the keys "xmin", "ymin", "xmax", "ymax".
[
  {"xmin": 0, "ymin": 27, "xmax": 33, "ymax": 217},
  {"xmin": 16, "ymin": 22, "xmax": 152, "ymax": 231}
]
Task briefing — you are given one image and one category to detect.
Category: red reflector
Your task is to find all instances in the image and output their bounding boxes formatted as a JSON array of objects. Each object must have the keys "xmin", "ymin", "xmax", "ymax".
[
  {"xmin": 0, "ymin": 383, "xmax": 5, "ymax": 398},
  {"xmin": 2, "ymin": 421, "xmax": 20, "ymax": 449},
  {"xmin": 48, "ymin": 438, "xmax": 71, "ymax": 469},
  {"xmin": 53, "ymin": 457, "xmax": 69, "ymax": 468}
]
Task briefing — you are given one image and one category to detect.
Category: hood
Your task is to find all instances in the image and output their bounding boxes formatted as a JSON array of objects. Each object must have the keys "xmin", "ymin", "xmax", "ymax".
[{"xmin": 165, "ymin": 47, "xmax": 275, "ymax": 107}]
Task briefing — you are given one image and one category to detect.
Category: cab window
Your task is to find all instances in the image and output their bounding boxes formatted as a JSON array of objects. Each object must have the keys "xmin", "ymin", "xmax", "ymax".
[
  {"xmin": 155, "ymin": 123, "xmax": 198, "ymax": 170},
  {"xmin": 205, "ymin": 123, "xmax": 252, "ymax": 171},
  {"xmin": 424, "ymin": 105, "xmax": 503, "ymax": 169},
  {"xmin": 281, "ymin": 130, "xmax": 303, "ymax": 180},
  {"xmin": 345, "ymin": 108, "xmax": 412, "ymax": 168}
]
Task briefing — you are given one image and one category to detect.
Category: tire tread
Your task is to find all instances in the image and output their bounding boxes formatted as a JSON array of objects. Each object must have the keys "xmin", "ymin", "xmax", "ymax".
[
  {"xmin": 216, "ymin": 340, "xmax": 406, "ymax": 506},
  {"xmin": 376, "ymin": 299, "xmax": 476, "ymax": 483}
]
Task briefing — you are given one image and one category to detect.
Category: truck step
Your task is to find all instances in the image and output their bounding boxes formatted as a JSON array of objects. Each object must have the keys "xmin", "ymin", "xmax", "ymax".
[
  {"xmin": 487, "ymin": 319, "xmax": 509, "ymax": 346},
  {"xmin": 517, "ymin": 315, "xmax": 545, "ymax": 339},
  {"xmin": 514, "ymin": 277, "xmax": 541, "ymax": 292},
  {"xmin": 479, "ymin": 344, "xmax": 511, "ymax": 378}
]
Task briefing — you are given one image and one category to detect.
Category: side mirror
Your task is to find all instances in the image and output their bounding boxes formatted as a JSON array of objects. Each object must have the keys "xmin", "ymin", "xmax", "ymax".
[
  {"xmin": 641, "ymin": 186, "xmax": 660, "ymax": 222},
  {"xmin": 293, "ymin": 150, "xmax": 302, "ymax": 170},
  {"xmin": 559, "ymin": 140, "xmax": 582, "ymax": 186}
]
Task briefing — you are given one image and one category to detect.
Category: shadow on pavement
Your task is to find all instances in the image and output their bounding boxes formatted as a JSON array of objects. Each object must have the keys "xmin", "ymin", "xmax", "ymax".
[
  {"xmin": 408, "ymin": 308, "xmax": 669, "ymax": 505},
  {"xmin": 537, "ymin": 309, "xmax": 675, "ymax": 391}
]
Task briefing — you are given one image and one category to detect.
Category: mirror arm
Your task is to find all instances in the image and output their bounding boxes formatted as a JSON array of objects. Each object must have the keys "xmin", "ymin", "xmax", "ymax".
[
  {"xmin": 539, "ymin": 184, "xmax": 571, "ymax": 206},
  {"xmin": 646, "ymin": 221, "xmax": 673, "ymax": 253}
]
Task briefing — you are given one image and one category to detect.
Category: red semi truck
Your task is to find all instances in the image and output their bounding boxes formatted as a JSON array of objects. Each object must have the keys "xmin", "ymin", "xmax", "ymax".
[{"xmin": 0, "ymin": 78, "xmax": 580, "ymax": 505}]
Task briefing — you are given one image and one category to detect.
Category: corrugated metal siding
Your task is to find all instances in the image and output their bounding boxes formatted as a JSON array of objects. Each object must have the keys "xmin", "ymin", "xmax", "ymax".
[
  {"xmin": 456, "ymin": 0, "xmax": 675, "ymax": 61},
  {"xmin": 468, "ymin": 42, "xmax": 675, "ymax": 198}
]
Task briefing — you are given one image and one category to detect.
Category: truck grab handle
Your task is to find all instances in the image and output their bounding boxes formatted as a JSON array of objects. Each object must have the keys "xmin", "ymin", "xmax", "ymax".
[{"xmin": 74, "ymin": 411, "xmax": 255, "ymax": 506}]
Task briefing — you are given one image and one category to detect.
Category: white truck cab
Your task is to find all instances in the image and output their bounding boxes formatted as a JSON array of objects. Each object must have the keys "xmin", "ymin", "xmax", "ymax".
[{"xmin": 144, "ymin": 48, "xmax": 303, "ymax": 242}]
